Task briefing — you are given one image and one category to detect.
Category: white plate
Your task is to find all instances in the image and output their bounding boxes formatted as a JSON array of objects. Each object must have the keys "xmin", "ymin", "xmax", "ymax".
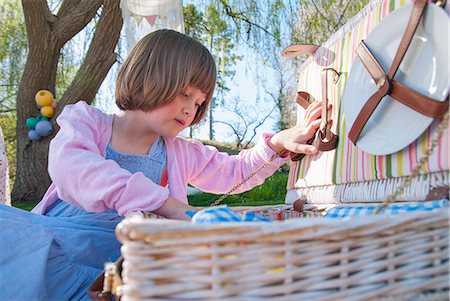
[{"xmin": 341, "ymin": 3, "xmax": 449, "ymax": 155}]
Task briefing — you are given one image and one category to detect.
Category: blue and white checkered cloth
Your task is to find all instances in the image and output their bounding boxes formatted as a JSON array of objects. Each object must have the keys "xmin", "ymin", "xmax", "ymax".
[
  {"xmin": 187, "ymin": 200, "xmax": 449, "ymax": 223},
  {"xmin": 188, "ymin": 205, "xmax": 272, "ymax": 224},
  {"xmin": 323, "ymin": 199, "xmax": 449, "ymax": 218}
]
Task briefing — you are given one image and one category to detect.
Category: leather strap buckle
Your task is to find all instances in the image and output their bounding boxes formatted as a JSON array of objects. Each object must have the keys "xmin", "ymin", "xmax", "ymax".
[
  {"xmin": 88, "ymin": 259, "xmax": 123, "ymax": 301},
  {"xmin": 317, "ymin": 68, "xmax": 339, "ymax": 151},
  {"xmin": 290, "ymin": 91, "xmax": 316, "ymax": 161},
  {"xmin": 376, "ymin": 75, "xmax": 392, "ymax": 97}
]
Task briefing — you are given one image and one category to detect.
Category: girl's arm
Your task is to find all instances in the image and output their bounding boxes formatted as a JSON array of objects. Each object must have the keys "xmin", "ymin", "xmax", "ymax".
[
  {"xmin": 185, "ymin": 134, "xmax": 287, "ymax": 194},
  {"xmin": 153, "ymin": 196, "xmax": 195, "ymax": 220},
  {"xmin": 186, "ymin": 101, "xmax": 324, "ymax": 194}
]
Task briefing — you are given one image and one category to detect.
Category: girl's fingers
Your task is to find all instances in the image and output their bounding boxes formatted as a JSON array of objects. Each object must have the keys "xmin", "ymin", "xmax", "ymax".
[
  {"xmin": 305, "ymin": 102, "xmax": 332, "ymax": 126},
  {"xmin": 304, "ymin": 103, "xmax": 322, "ymax": 124},
  {"xmin": 306, "ymin": 118, "xmax": 321, "ymax": 135},
  {"xmin": 303, "ymin": 101, "xmax": 319, "ymax": 120},
  {"xmin": 291, "ymin": 144, "xmax": 317, "ymax": 155}
]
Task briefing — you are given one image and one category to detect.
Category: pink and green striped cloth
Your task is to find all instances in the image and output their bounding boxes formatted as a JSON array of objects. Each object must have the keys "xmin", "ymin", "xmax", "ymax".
[{"xmin": 286, "ymin": 0, "xmax": 449, "ymax": 204}]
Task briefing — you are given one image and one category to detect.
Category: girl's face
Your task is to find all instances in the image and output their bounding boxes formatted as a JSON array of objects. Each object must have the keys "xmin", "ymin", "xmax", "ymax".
[{"xmin": 144, "ymin": 86, "xmax": 206, "ymax": 138}]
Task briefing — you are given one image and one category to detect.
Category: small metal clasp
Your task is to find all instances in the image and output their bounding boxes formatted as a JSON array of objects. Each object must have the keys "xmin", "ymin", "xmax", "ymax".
[{"xmin": 377, "ymin": 76, "xmax": 386, "ymax": 89}]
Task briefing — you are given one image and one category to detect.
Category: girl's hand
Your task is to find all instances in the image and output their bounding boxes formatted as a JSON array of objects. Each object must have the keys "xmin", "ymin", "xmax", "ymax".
[{"xmin": 268, "ymin": 101, "xmax": 331, "ymax": 156}]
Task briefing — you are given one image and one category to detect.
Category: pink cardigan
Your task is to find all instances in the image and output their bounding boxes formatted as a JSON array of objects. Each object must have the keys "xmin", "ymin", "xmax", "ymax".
[{"xmin": 32, "ymin": 101, "xmax": 289, "ymax": 216}]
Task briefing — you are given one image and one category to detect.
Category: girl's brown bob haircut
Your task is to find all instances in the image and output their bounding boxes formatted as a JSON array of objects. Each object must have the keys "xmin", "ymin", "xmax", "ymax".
[{"xmin": 115, "ymin": 29, "xmax": 217, "ymax": 125}]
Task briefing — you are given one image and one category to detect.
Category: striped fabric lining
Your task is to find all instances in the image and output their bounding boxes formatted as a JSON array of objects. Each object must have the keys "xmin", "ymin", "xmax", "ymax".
[{"xmin": 287, "ymin": 0, "xmax": 449, "ymax": 191}]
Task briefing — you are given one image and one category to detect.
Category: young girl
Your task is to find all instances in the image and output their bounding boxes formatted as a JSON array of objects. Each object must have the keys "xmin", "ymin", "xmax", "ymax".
[{"xmin": 0, "ymin": 29, "xmax": 324, "ymax": 300}]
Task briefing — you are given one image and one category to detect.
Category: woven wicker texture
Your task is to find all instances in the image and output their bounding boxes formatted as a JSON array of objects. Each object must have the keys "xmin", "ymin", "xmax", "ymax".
[{"xmin": 116, "ymin": 210, "xmax": 449, "ymax": 300}]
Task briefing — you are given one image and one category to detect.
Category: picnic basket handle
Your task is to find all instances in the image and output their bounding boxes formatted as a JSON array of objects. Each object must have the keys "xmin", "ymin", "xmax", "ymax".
[
  {"xmin": 289, "ymin": 68, "xmax": 340, "ymax": 160},
  {"xmin": 281, "ymin": 44, "xmax": 319, "ymax": 58}
]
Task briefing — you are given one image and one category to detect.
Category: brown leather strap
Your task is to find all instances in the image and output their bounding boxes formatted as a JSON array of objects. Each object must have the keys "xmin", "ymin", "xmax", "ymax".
[
  {"xmin": 283, "ymin": 44, "xmax": 339, "ymax": 161},
  {"xmin": 291, "ymin": 68, "xmax": 340, "ymax": 160},
  {"xmin": 318, "ymin": 130, "xmax": 339, "ymax": 151},
  {"xmin": 290, "ymin": 137, "xmax": 316, "ymax": 161},
  {"xmin": 349, "ymin": 0, "xmax": 430, "ymax": 144},
  {"xmin": 281, "ymin": 44, "xmax": 319, "ymax": 58},
  {"xmin": 348, "ymin": 75, "xmax": 391, "ymax": 143},
  {"xmin": 355, "ymin": 41, "xmax": 385, "ymax": 84},
  {"xmin": 88, "ymin": 273, "xmax": 114, "ymax": 301},
  {"xmin": 390, "ymin": 81, "xmax": 448, "ymax": 118},
  {"xmin": 291, "ymin": 92, "xmax": 315, "ymax": 161},
  {"xmin": 295, "ymin": 91, "xmax": 312, "ymax": 110},
  {"xmin": 317, "ymin": 68, "xmax": 339, "ymax": 151},
  {"xmin": 356, "ymin": 41, "xmax": 448, "ymax": 119},
  {"xmin": 388, "ymin": 0, "xmax": 428, "ymax": 80}
]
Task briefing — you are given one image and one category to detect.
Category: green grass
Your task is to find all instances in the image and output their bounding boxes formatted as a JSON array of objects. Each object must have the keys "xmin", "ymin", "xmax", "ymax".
[
  {"xmin": 12, "ymin": 200, "xmax": 36, "ymax": 211},
  {"xmin": 188, "ymin": 171, "xmax": 288, "ymax": 207}
]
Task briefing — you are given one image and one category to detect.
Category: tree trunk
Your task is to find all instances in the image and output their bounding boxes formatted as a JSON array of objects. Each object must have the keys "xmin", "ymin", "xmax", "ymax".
[{"xmin": 12, "ymin": 0, "xmax": 122, "ymax": 204}]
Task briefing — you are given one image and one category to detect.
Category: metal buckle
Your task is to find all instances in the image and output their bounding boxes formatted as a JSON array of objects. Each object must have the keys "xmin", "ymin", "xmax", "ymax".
[
  {"xmin": 102, "ymin": 261, "xmax": 122, "ymax": 298},
  {"xmin": 376, "ymin": 76, "xmax": 386, "ymax": 89}
]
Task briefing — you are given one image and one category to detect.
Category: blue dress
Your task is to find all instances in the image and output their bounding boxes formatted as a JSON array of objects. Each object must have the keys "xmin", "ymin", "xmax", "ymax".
[{"xmin": 0, "ymin": 137, "xmax": 166, "ymax": 300}]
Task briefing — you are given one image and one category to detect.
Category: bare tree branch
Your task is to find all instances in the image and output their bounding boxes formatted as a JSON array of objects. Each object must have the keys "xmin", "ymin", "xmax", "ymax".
[
  {"xmin": 217, "ymin": 96, "xmax": 277, "ymax": 149},
  {"xmin": 310, "ymin": 0, "xmax": 327, "ymax": 21},
  {"xmin": 0, "ymin": 108, "xmax": 16, "ymax": 114},
  {"xmin": 216, "ymin": 120, "xmax": 243, "ymax": 148},
  {"xmin": 13, "ymin": 0, "xmax": 123, "ymax": 201},
  {"xmin": 244, "ymin": 105, "xmax": 277, "ymax": 149},
  {"xmin": 217, "ymin": 0, "xmax": 276, "ymax": 38},
  {"xmin": 332, "ymin": 0, "xmax": 352, "ymax": 32}
]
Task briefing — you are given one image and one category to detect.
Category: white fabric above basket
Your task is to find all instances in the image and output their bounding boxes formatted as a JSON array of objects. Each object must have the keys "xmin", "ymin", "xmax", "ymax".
[{"xmin": 120, "ymin": 0, "xmax": 184, "ymax": 51}]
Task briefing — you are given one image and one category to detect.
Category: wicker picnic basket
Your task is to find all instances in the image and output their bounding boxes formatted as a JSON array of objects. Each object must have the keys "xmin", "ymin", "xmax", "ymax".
[
  {"xmin": 108, "ymin": 1, "xmax": 450, "ymax": 300},
  {"xmin": 115, "ymin": 210, "xmax": 449, "ymax": 300}
]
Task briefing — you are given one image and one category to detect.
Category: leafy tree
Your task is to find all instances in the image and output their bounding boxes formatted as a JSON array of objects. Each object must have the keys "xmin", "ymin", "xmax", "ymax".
[
  {"xmin": 197, "ymin": 0, "xmax": 302, "ymax": 137},
  {"xmin": 264, "ymin": 0, "xmax": 371, "ymax": 132},
  {"xmin": 0, "ymin": 0, "xmax": 27, "ymax": 114},
  {"xmin": 184, "ymin": 3, "xmax": 240, "ymax": 140},
  {"xmin": 4, "ymin": 0, "xmax": 371, "ymax": 205},
  {"xmin": 10, "ymin": 0, "xmax": 283, "ymax": 203},
  {"xmin": 0, "ymin": 113, "xmax": 17, "ymax": 186},
  {"xmin": 292, "ymin": 0, "xmax": 370, "ymax": 45},
  {"xmin": 12, "ymin": 0, "xmax": 122, "ymax": 203}
]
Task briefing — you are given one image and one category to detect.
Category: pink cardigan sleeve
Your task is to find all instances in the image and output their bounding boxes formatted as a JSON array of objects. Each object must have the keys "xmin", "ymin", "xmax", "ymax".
[
  {"xmin": 185, "ymin": 133, "xmax": 290, "ymax": 194},
  {"xmin": 48, "ymin": 102, "xmax": 169, "ymax": 216}
]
